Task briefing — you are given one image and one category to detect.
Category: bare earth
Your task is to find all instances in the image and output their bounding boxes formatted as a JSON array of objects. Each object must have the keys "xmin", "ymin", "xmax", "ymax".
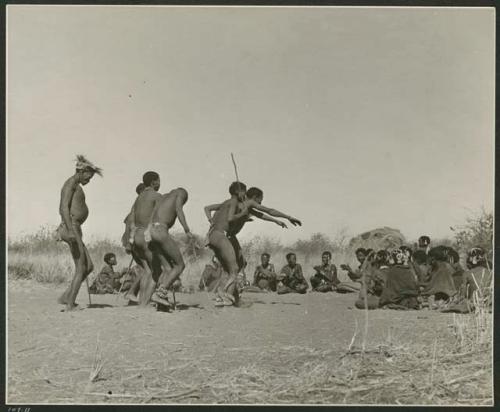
[{"xmin": 7, "ymin": 280, "xmax": 491, "ymax": 405}]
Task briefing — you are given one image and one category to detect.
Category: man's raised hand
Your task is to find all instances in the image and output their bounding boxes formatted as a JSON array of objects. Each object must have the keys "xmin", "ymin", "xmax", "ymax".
[{"xmin": 289, "ymin": 217, "xmax": 302, "ymax": 227}]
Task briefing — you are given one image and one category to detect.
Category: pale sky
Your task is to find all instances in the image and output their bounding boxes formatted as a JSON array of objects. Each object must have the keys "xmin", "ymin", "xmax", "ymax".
[{"xmin": 7, "ymin": 6, "xmax": 495, "ymax": 244}]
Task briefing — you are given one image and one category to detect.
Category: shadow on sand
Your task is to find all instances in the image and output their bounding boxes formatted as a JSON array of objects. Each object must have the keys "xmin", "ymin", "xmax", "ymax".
[{"xmin": 86, "ymin": 303, "xmax": 114, "ymax": 309}]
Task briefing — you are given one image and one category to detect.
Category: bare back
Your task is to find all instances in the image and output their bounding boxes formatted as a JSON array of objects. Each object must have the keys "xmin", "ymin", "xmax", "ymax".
[
  {"xmin": 134, "ymin": 188, "xmax": 161, "ymax": 228},
  {"xmin": 151, "ymin": 189, "xmax": 183, "ymax": 230}
]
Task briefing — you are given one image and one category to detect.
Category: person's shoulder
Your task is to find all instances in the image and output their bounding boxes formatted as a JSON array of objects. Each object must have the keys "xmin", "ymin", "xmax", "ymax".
[{"xmin": 62, "ymin": 175, "xmax": 77, "ymax": 189}]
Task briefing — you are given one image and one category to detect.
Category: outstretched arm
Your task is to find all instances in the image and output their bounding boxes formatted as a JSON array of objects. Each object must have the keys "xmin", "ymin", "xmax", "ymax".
[
  {"xmin": 249, "ymin": 210, "xmax": 288, "ymax": 228},
  {"xmin": 247, "ymin": 200, "xmax": 301, "ymax": 226}
]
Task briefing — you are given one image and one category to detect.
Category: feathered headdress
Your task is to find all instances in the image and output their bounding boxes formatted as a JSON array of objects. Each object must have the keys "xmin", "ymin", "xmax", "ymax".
[{"xmin": 75, "ymin": 154, "xmax": 103, "ymax": 177}]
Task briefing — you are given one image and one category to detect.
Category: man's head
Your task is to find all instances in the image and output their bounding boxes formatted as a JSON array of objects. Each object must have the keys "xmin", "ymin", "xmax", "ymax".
[
  {"xmin": 75, "ymin": 154, "xmax": 102, "ymax": 185},
  {"xmin": 322, "ymin": 251, "xmax": 332, "ymax": 265},
  {"xmin": 261, "ymin": 253, "xmax": 270, "ymax": 265},
  {"xmin": 247, "ymin": 187, "xmax": 264, "ymax": 204},
  {"xmin": 77, "ymin": 169, "xmax": 95, "ymax": 185},
  {"xmin": 418, "ymin": 235, "xmax": 431, "ymax": 249},
  {"xmin": 136, "ymin": 183, "xmax": 146, "ymax": 195},
  {"xmin": 355, "ymin": 248, "xmax": 367, "ymax": 264},
  {"xmin": 229, "ymin": 181, "xmax": 247, "ymax": 201},
  {"xmin": 104, "ymin": 252, "xmax": 117, "ymax": 266},
  {"xmin": 143, "ymin": 171, "xmax": 160, "ymax": 191},
  {"xmin": 286, "ymin": 252, "xmax": 297, "ymax": 266}
]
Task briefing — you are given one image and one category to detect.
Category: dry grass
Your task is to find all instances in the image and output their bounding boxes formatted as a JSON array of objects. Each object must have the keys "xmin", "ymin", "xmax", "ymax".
[{"xmin": 7, "ymin": 227, "xmax": 359, "ymax": 289}]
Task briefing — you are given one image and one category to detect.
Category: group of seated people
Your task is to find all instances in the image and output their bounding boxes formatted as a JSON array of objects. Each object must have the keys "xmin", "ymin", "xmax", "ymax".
[{"xmin": 199, "ymin": 235, "xmax": 492, "ymax": 312}]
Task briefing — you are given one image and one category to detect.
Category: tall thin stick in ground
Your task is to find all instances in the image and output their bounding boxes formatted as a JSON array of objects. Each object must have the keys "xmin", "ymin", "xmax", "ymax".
[{"xmin": 85, "ymin": 277, "xmax": 92, "ymax": 306}]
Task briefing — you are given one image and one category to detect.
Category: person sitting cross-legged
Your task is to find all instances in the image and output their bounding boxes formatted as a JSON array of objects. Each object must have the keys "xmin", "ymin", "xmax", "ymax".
[
  {"xmin": 310, "ymin": 251, "xmax": 339, "ymax": 292},
  {"xmin": 253, "ymin": 253, "xmax": 277, "ymax": 292},
  {"xmin": 277, "ymin": 253, "xmax": 308, "ymax": 294}
]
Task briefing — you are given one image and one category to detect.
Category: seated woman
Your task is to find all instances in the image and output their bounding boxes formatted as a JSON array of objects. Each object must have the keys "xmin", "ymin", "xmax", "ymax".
[
  {"xmin": 421, "ymin": 246, "xmax": 457, "ymax": 309},
  {"xmin": 442, "ymin": 247, "xmax": 492, "ymax": 313},
  {"xmin": 379, "ymin": 248, "xmax": 420, "ymax": 310},
  {"xmin": 355, "ymin": 250, "xmax": 390, "ymax": 310},
  {"xmin": 412, "ymin": 249, "xmax": 431, "ymax": 285},
  {"xmin": 463, "ymin": 247, "xmax": 492, "ymax": 300}
]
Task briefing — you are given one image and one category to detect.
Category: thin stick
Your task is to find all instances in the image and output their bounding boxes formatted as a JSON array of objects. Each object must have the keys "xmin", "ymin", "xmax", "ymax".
[
  {"xmin": 116, "ymin": 256, "xmax": 135, "ymax": 299},
  {"xmin": 231, "ymin": 152, "xmax": 240, "ymax": 183},
  {"xmin": 85, "ymin": 277, "xmax": 92, "ymax": 306}
]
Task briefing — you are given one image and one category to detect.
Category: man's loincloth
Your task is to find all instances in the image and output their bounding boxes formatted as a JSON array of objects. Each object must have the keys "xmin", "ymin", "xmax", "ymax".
[{"xmin": 55, "ymin": 221, "xmax": 83, "ymax": 242}]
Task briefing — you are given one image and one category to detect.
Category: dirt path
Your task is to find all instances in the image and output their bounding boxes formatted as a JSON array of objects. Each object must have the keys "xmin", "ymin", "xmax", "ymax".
[{"xmin": 7, "ymin": 280, "xmax": 472, "ymax": 404}]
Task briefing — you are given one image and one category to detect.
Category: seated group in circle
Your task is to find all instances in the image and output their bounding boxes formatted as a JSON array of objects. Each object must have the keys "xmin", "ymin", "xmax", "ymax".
[{"xmin": 197, "ymin": 235, "xmax": 492, "ymax": 314}]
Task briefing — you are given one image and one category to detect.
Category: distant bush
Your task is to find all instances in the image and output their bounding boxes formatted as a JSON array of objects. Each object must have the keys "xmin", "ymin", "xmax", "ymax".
[{"xmin": 451, "ymin": 208, "xmax": 493, "ymax": 254}]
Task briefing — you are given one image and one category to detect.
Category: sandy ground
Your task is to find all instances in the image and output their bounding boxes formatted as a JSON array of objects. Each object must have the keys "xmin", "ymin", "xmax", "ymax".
[{"xmin": 7, "ymin": 280, "xmax": 480, "ymax": 405}]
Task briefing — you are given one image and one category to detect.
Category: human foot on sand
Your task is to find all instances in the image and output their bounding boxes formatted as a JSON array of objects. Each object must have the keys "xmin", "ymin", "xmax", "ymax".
[
  {"xmin": 61, "ymin": 304, "xmax": 84, "ymax": 312},
  {"xmin": 150, "ymin": 292, "xmax": 172, "ymax": 309}
]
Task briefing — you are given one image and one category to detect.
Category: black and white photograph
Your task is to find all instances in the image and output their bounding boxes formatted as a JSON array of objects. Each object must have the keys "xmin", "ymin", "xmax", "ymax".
[{"xmin": 6, "ymin": 4, "xmax": 494, "ymax": 406}]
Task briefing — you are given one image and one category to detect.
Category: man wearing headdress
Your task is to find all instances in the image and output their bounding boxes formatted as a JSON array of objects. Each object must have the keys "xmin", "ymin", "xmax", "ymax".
[{"xmin": 56, "ymin": 155, "xmax": 102, "ymax": 311}]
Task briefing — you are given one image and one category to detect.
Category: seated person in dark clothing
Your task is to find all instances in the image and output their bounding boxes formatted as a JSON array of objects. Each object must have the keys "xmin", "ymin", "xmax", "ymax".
[
  {"xmin": 199, "ymin": 255, "xmax": 224, "ymax": 292},
  {"xmin": 421, "ymin": 246, "xmax": 457, "ymax": 308},
  {"xmin": 463, "ymin": 247, "xmax": 492, "ymax": 299},
  {"xmin": 446, "ymin": 247, "xmax": 465, "ymax": 291},
  {"xmin": 379, "ymin": 248, "xmax": 419, "ymax": 310},
  {"xmin": 412, "ymin": 250, "xmax": 430, "ymax": 285},
  {"xmin": 310, "ymin": 251, "xmax": 339, "ymax": 292},
  {"xmin": 277, "ymin": 253, "xmax": 308, "ymax": 294},
  {"xmin": 253, "ymin": 253, "xmax": 277, "ymax": 291},
  {"xmin": 90, "ymin": 253, "xmax": 121, "ymax": 294},
  {"xmin": 443, "ymin": 247, "xmax": 492, "ymax": 313},
  {"xmin": 355, "ymin": 250, "xmax": 390, "ymax": 309}
]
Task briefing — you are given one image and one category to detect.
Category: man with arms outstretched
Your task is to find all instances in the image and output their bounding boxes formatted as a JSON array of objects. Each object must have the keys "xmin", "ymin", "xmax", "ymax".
[
  {"xmin": 56, "ymin": 155, "xmax": 102, "ymax": 311},
  {"xmin": 205, "ymin": 184, "xmax": 302, "ymax": 306}
]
